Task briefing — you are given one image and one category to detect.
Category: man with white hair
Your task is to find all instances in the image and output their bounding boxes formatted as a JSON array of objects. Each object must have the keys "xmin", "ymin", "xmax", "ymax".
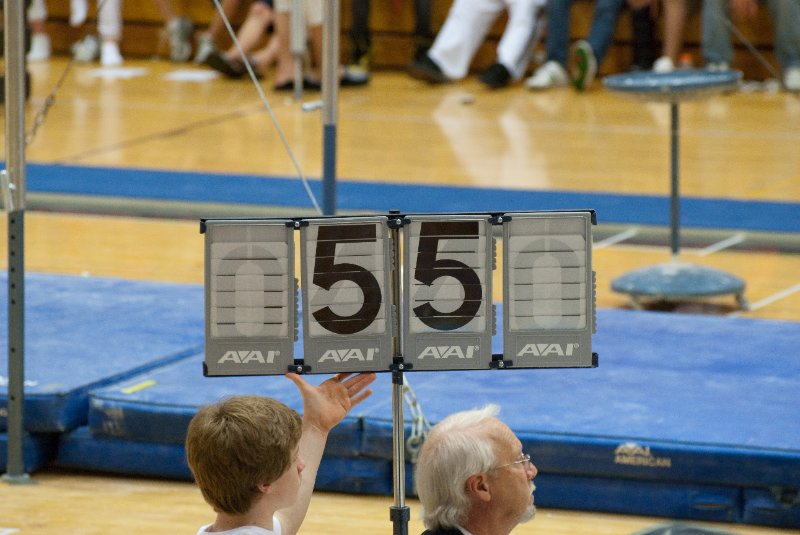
[{"xmin": 414, "ymin": 405, "xmax": 538, "ymax": 535}]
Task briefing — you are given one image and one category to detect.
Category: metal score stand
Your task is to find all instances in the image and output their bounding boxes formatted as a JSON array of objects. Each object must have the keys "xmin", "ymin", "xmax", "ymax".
[{"xmin": 2, "ymin": 0, "xmax": 32, "ymax": 485}]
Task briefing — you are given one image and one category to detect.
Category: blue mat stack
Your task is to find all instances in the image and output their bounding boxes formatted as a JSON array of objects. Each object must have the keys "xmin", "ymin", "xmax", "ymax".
[{"xmin": 2, "ymin": 273, "xmax": 800, "ymax": 528}]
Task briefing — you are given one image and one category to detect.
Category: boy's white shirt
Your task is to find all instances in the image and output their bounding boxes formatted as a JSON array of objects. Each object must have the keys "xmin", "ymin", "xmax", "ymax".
[{"xmin": 196, "ymin": 517, "xmax": 281, "ymax": 535}]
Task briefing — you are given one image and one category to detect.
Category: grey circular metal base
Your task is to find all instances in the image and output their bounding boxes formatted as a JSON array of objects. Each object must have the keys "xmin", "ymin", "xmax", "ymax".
[{"xmin": 611, "ymin": 262, "xmax": 747, "ymax": 310}]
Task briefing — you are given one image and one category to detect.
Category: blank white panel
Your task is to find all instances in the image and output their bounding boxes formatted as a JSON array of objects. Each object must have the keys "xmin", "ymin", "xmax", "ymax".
[
  {"xmin": 212, "ymin": 258, "xmax": 290, "ymax": 275},
  {"xmin": 511, "ymin": 267, "xmax": 587, "ymax": 284},
  {"xmin": 510, "ymin": 250, "xmax": 586, "ymax": 268},
  {"xmin": 509, "ymin": 234, "xmax": 586, "ymax": 253},
  {"xmin": 211, "ymin": 241, "xmax": 289, "ymax": 259},
  {"xmin": 214, "ymin": 274, "xmax": 288, "ymax": 292},
  {"xmin": 213, "ymin": 323, "xmax": 288, "ymax": 338},
  {"xmin": 511, "ymin": 283, "xmax": 586, "ymax": 300},
  {"xmin": 214, "ymin": 307, "xmax": 287, "ymax": 324},
  {"xmin": 510, "ymin": 298, "xmax": 586, "ymax": 316},
  {"xmin": 212, "ymin": 290, "xmax": 289, "ymax": 308},
  {"xmin": 510, "ymin": 315, "xmax": 586, "ymax": 330}
]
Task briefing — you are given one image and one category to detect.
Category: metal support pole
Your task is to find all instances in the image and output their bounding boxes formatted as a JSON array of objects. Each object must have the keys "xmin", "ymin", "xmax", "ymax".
[
  {"xmin": 3, "ymin": 0, "xmax": 32, "ymax": 485},
  {"xmin": 321, "ymin": 0, "xmax": 339, "ymax": 215},
  {"xmin": 290, "ymin": 0, "xmax": 306, "ymax": 100},
  {"xmin": 669, "ymin": 102, "xmax": 680, "ymax": 260},
  {"xmin": 389, "ymin": 212, "xmax": 409, "ymax": 535}
]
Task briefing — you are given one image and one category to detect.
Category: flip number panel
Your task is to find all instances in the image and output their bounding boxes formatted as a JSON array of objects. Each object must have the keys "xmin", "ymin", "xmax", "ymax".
[
  {"xmin": 403, "ymin": 215, "xmax": 494, "ymax": 371},
  {"xmin": 502, "ymin": 212, "xmax": 596, "ymax": 368},
  {"xmin": 203, "ymin": 220, "xmax": 297, "ymax": 376},
  {"xmin": 300, "ymin": 217, "xmax": 394, "ymax": 373}
]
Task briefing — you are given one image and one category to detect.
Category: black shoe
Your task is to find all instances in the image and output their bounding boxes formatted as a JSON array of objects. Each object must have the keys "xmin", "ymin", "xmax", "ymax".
[
  {"xmin": 407, "ymin": 54, "xmax": 449, "ymax": 84},
  {"xmin": 479, "ymin": 62, "xmax": 511, "ymax": 89}
]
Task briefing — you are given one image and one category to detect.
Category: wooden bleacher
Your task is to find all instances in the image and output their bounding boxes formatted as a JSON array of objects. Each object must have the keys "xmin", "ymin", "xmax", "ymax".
[{"xmin": 39, "ymin": 0, "xmax": 778, "ymax": 81}]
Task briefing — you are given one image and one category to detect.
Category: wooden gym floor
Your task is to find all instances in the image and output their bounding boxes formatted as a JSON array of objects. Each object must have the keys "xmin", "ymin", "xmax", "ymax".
[{"xmin": 1, "ymin": 56, "xmax": 799, "ymax": 533}]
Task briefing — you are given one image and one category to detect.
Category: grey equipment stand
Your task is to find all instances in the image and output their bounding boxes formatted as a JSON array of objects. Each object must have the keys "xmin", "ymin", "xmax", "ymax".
[
  {"xmin": 3, "ymin": 0, "xmax": 33, "ymax": 485},
  {"xmin": 604, "ymin": 70, "xmax": 747, "ymax": 310}
]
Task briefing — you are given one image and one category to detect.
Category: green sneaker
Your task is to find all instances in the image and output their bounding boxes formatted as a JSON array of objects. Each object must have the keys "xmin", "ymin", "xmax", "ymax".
[{"xmin": 570, "ymin": 40, "xmax": 597, "ymax": 92}]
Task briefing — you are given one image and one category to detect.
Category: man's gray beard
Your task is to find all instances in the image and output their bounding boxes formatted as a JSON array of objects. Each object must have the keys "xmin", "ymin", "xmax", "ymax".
[{"xmin": 518, "ymin": 484, "xmax": 537, "ymax": 524}]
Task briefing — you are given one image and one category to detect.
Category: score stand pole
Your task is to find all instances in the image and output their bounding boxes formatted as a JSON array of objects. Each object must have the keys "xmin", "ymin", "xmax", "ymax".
[
  {"xmin": 321, "ymin": 0, "xmax": 339, "ymax": 215},
  {"xmin": 388, "ymin": 213, "xmax": 410, "ymax": 535},
  {"xmin": 3, "ymin": 0, "xmax": 32, "ymax": 485}
]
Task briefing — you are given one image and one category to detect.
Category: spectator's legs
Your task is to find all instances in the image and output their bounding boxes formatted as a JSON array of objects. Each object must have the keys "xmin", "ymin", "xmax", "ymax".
[
  {"xmin": 544, "ymin": 0, "xmax": 574, "ymax": 67},
  {"xmin": 629, "ymin": 5, "xmax": 657, "ymax": 70},
  {"xmin": 226, "ymin": 0, "xmax": 274, "ymax": 59},
  {"xmin": 98, "ymin": 0, "xmax": 123, "ymax": 66},
  {"xmin": 497, "ymin": 0, "xmax": 544, "ymax": 80},
  {"xmin": 765, "ymin": 0, "xmax": 800, "ymax": 70},
  {"xmin": 349, "ymin": 0, "xmax": 371, "ymax": 65},
  {"xmin": 428, "ymin": 0, "xmax": 503, "ymax": 80},
  {"xmin": 701, "ymin": 0, "xmax": 733, "ymax": 66},
  {"xmin": 585, "ymin": 0, "xmax": 625, "ymax": 64},
  {"xmin": 413, "ymin": 0, "xmax": 434, "ymax": 60},
  {"xmin": 27, "ymin": 0, "xmax": 51, "ymax": 61},
  {"xmin": 662, "ymin": 0, "xmax": 688, "ymax": 64}
]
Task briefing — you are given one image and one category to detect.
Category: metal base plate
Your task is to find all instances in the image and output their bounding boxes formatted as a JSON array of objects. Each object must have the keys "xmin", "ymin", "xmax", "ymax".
[{"xmin": 611, "ymin": 262, "xmax": 747, "ymax": 310}]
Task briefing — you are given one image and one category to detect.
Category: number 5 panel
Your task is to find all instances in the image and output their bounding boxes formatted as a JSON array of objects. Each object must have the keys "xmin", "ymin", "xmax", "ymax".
[
  {"xmin": 403, "ymin": 215, "xmax": 494, "ymax": 371},
  {"xmin": 300, "ymin": 217, "xmax": 395, "ymax": 374}
]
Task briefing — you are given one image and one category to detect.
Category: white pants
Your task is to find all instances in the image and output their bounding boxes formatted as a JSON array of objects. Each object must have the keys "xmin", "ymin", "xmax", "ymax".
[
  {"xmin": 28, "ymin": 0, "xmax": 47, "ymax": 22},
  {"xmin": 274, "ymin": 0, "xmax": 323, "ymax": 26},
  {"xmin": 97, "ymin": 0, "xmax": 122, "ymax": 41},
  {"xmin": 428, "ymin": 0, "xmax": 546, "ymax": 81}
]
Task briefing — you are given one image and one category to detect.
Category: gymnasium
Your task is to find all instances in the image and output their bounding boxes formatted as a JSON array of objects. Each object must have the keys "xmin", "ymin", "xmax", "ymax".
[{"xmin": 2, "ymin": 1, "xmax": 799, "ymax": 534}]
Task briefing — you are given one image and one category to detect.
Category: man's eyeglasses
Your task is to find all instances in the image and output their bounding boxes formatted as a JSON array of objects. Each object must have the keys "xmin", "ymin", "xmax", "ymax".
[{"xmin": 496, "ymin": 452, "xmax": 532, "ymax": 471}]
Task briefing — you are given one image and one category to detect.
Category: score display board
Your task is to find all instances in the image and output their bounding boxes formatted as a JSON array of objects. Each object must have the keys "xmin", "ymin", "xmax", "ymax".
[
  {"xmin": 203, "ymin": 220, "xmax": 297, "ymax": 376},
  {"xmin": 503, "ymin": 212, "xmax": 596, "ymax": 368},
  {"xmin": 403, "ymin": 215, "xmax": 494, "ymax": 371},
  {"xmin": 299, "ymin": 217, "xmax": 395, "ymax": 373},
  {"xmin": 202, "ymin": 211, "xmax": 597, "ymax": 376}
]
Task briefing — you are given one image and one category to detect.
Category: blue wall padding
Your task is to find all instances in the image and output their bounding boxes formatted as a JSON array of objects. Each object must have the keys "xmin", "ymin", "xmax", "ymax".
[
  {"xmin": 0, "ymin": 432, "xmax": 59, "ymax": 473},
  {"xmin": 56, "ymin": 426, "xmax": 192, "ymax": 480},
  {"xmin": 529, "ymin": 473, "xmax": 741, "ymax": 523},
  {"xmin": 25, "ymin": 162, "xmax": 800, "ymax": 233},
  {"xmin": 0, "ymin": 273, "xmax": 204, "ymax": 433}
]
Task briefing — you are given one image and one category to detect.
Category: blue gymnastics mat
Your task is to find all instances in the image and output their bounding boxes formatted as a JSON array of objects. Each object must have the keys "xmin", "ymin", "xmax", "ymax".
[
  {"xmin": 59, "ymin": 308, "xmax": 800, "ymax": 527},
  {"xmin": 0, "ymin": 272, "xmax": 204, "ymax": 432}
]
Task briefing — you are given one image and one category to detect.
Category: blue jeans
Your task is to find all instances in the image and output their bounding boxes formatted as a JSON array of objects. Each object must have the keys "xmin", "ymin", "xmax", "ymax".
[
  {"xmin": 545, "ymin": 0, "xmax": 625, "ymax": 67},
  {"xmin": 702, "ymin": 0, "xmax": 800, "ymax": 70}
]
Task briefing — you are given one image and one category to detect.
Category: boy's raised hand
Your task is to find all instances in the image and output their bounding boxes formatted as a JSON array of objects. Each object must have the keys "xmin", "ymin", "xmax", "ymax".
[{"xmin": 286, "ymin": 372, "xmax": 377, "ymax": 433}]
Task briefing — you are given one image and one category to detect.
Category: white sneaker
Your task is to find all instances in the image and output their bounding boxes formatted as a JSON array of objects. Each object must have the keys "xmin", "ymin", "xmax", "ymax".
[
  {"xmin": 193, "ymin": 33, "xmax": 216, "ymax": 64},
  {"xmin": 27, "ymin": 33, "xmax": 51, "ymax": 62},
  {"xmin": 101, "ymin": 41, "xmax": 123, "ymax": 67},
  {"xmin": 167, "ymin": 17, "xmax": 194, "ymax": 62},
  {"xmin": 653, "ymin": 56, "xmax": 674, "ymax": 73},
  {"xmin": 70, "ymin": 0, "xmax": 88, "ymax": 27},
  {"xmin": 526, "ymin": 61, "xmax": 569, "ymax": 90},
  {"xmin": 706, "ymin": 61, "xmax": 730, "ymax": 72},
  {"xmin": 783, "ymin": 66, "xmax": 800, "ymax": 92},
  {"xmin": 72, "ymin": 34, "xmax": 99, "ymax": 62}
]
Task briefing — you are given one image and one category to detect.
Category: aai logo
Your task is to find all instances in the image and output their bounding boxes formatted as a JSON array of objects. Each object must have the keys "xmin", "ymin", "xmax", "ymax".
[
  {"xmin": 417, "ymin": 345, "xmax": 478, "ymax": 359},
  {"xmin": 319, "ymin": 348, "xmax": 378, "ymax": 363},
  {"xmin": 516, "ymin": 343, "xmax": 579, "ymax": 358},
  {"xmin": 218, "ymin": 350, "xmax": 277, "ymax": 364}
]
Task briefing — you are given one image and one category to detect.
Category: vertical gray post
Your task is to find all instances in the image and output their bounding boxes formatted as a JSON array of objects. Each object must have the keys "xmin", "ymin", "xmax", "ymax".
[
  {"xmin": 669, "ymin": 102, "xmax": 680, "ymax": 259},
  {"xmin": 3, "ymin": 0, "xmax": 32, "ymax": 484},
  {"xmin": 290, "ymin": 0, "xmax": 306, "ymax": 100},
  {"xmin": 321, "ymin": 0, "xmax": 339, "ymax": 215},
  {"xmin": 388, "ymin": 214, "xmax": 409, "ymax": 535}
]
